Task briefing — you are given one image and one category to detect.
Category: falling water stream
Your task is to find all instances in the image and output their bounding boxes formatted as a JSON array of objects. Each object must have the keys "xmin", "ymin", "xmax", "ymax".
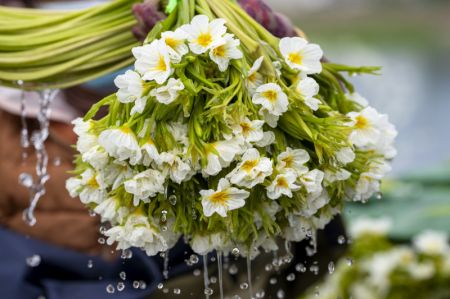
[
  {"xmin": 21, "ymin": 88, "xmax": 59, "ymax": 226},
  {"xmin": 203, "ymin": 254, "xmax": 211, "ymax": 298},
  {"xmin": 247, "ymin": 256, "xmax": 253, "ymax": 299},
  {"xmin": 217, "ymin": 252, "xmax": 224, "ymax": 299}
]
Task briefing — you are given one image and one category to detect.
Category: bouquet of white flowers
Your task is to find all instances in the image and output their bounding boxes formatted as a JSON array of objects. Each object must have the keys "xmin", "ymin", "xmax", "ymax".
[
  {"xmin": 301, "ymin": 218, "xmax": 450, "ymax": 299},
  {"xmin": 64, "ymin": 0, "xmax": 397, "ymax": 259},
  {"xmin": 67, "ymin": 0, "xmax": 396, "ymax": 257}
]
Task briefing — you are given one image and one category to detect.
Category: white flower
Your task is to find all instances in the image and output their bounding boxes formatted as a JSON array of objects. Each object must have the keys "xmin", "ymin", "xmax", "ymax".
[
  {"xmin": 159, "ymin": 152, "xmax": 193, "ymax": 184},
  {"xmin": 284, "ymin": 215, "xmax": 313, "ymax": 242},
  {"xmin": 299, "ymin": 169, "xmax": 324, "ymax": 194},
  {"xmin": 124, "ymin": 169, "xmax": 165, "ymax": 205},
  {"xmin": 349, "ymin": 217, "xmax": 392, "ymax": 238},
  {"xmin": 413, "ymin": 230, "xmax": 449, "ymax": 255},
  {"xmin": 231, "ymin": 117, "xmax": 264, "ymax": 143},
  {"xmin": 267, "ymin": 170, "xmax": 301, "ymax": 200},
  {"xmin": 66, "ymin": 168, "xmax": 106, "ymax": 204},
  {"xmin": 191, "ymin": 233, "xmax": 232, "ymax": 255},
  {"xmin": 352, "ymin": 160, "xmax": 391, "ymax": 202},
  {"xmin": 150, "ymin": 78, "xmax": 184, "ymax": 105},
  {"xmin": 167, "ymin": 120, "xmax": 189, "ymax": 147},
  {"xmin": 296, "ymin": 77, "xmax": 321, "ymax": 110},
  {"xmin": 254, "ymin": 131, "xmax": 276, "ymax": 147},
  {"xmin": 347, "ymin": 107, "xmax": 383, "ymax": 147},
  {"xmin": 324, "ymin": 168, "xmax": 351, "ymax": 185},
  {"xmin": 209, "ymin": 33, "xmax": 243, "ymax": 71},
  {"xmin": 72, "ymin": 118, "xmax": 97, "ymax": 154},
  {"xmin": 141, "ymin": 138, "xmax": 160, "ymax": 166},
  {"xmin": 105, "ymin": 213, "xmax": 169, "ymax": 256},
  {"xmin": 182, "ymin": 15, "xmax": 227, "ymax": 54},
  {"xmin": 98, "ymin": 127, "xmax": 142, "ymax": 164},
  {"xmin": 227, "ymin": 148, "xmax": 273, "ymax": 188},
  {"xmin": 200, "ymin": 178, "xmax": 249, "ymax": 217},
  {"xmin": 276, "ymin": 147, "xmax": 309, "ymax": 175},
  {"xmin": 204, "ymin": 138, "xmax": 243, "ymax": 176},
  {"xmin": 130, "ymin": 97, "xmax": 148, "ymax": 115},
  {"xmin": 114, "ymin": 70, "xmax": 143, "ymax": 104},
  {"xmin": 94, "ymin": 196, "xmax": 129, "ymax": 224},
  {"xmin": 81, "ymin": 145, "xmax": 109, "ymax": 170},
  {"xmin": 252, "ymin": 83, "xmax": 288, "ymax": 117},
  {"xmin": 408, "ymin": 262, "xmax": 435, "ymax": 280},
  {"xmin": 247, "ymin": 56, "xmax": 264, "ymax": 94},
  {"xmin": 100, "ymin": 160, "xmax": 134, "ymax": 190},
  {"xmin": 301, "ymin": 190, "xmax": 330, "ymax": 217},
  {"xmin": 335, "ymin": 147, "xmax": 355, "ymax": 165},
  {"xmin": 132, "ymin": 39, "xmax": 172, "ymax": 84},
  {"xmin": 258, "ymin": 108, "xmax": 279, "ymax": 128},
  {"xmin": 279, "ymin": 37, "xmax": 323, "ymax": 74},
  {"xmin": 161, "ymin": 28, "xmax": 189, "ymax": 63}
]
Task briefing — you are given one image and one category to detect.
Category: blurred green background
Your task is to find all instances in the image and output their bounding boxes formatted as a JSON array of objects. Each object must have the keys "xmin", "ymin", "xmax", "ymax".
[{"xmin": 267, "ymin": 0, "xmax": 450, "ymax": 238}]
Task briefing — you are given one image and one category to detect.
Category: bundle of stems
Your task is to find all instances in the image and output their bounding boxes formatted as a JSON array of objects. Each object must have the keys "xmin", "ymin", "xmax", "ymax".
[{"xmin": 0, "ymin": 0, "xmax": 142, "ymax": 90}]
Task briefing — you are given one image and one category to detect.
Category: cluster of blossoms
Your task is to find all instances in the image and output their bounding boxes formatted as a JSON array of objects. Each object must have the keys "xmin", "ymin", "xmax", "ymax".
[
  {"xmin": 67, "ymin": 6, "xmax": 396, "ymax": 258},
  {"xmin": 301, "ymin": 218, "xmax": 450, "ymax": 299}
]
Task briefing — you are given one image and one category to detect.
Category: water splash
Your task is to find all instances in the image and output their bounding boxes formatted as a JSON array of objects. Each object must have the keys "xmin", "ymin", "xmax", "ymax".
[
  {"xmin": 18, "ymin": 81, "xmax": 30, "ymax": 151},
  {"xmin": 203, "ymin": 254, "xmax": 211, "ymax": 299},
  {"xmin": 246, "ymin": 255, "xmax": 254, "ymax": 299},
  {"xmin": 163, "ymin": 250, "xmax": 170, "ymax": 280},
  {"xmin": 217, "ymin": 252, "xmax": 224, "ymax": 299},
  {"xmin": 22, "ymin": 89, "xmax": 58, "ymax": 226}
]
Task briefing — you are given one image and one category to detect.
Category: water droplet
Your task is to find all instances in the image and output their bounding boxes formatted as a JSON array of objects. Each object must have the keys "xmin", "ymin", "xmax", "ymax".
[
  {"xmin": 121, "ymin": 249, "xmax": 133, "ymax": 259},
  {"xmin": 157, "ymin": 283, "xmax": 164, "ymax": 290},
  {"xmin": 88, "ymin": 210, "xmax": 96, "ymax": 217},
  {"xmin": 240, "ymin": 282, "xmax": 249, "ymax": 290},
  {"xmin": 231, "ymin": 248, "xmax": 240, "ymax": 257},
  {"xmin": 139, "ymin": 281, "xmax": 147, "ymax": 289},
  {"xmin": 163, "ymin": 287, "xmax": 169, "ymax": 293},
  {"xmin": 117, "ymin": 282, "xmax": 125, "ymax": 291},
  {"xmin": 99, "ymin": 226, "xmax": 107, "ymax": 234},
  {"xmin": 346, "ymin": 258, "xmax": 353, "ymax": 266},
  {"xmin": 375, "ymin": 192, "xmax": 383, "ymax": 200},
  {"xmin": 210, "ymin": 276, "xmax": 217, "ymax": 284},
  {"xmin": 26, "ymin": 254, "xmax": 41, "ymax": 267},
  {"xmin": 106, "ymin": 284, "xmax": 115, "ymax": 294},
  {"xmin": 119, "ymin": 271, "xmax": 126, "ymax": 280},
  {"xmin": 98, "ymin": 237, "xmax": 105, "ymax": 244},
  {"xmin": 189, "ymin": 254, "xmax": 199, "ymax": 264},
  {"xmin": 276, "ymin": 289, "xmax": 285, "ymax": 299},
  {"xmin": 269, "ymin": 277, "xmax": 277, "ymax": 285},
  {"xmin": 309, "ymin": 265, "xmax": 319, "ymax": 275},
  {"xmin": 228, "ymin": 264, "xmax": 238, "ymax": 275},
  {"xmin": 295, "ymin": 263, "xmax": 307, "ymax": 273},
  {"xmin": 337, "ymin": 235, "xmax": 346, "ymax": 244},
  {"xmin": 22, "ymin": 208, "xmax": 37, "ymax": 226},
  {"xmin": 168, "ymin": 194, "xmax": 177, "ymax": 205},
  {"xmin": 256, "ymin": 290, "xmax": 265, "ymax": 298},
  {"xmin": 204, "ymin": 288, "xmax": 214, "ymax": 295},
  {"xmin": 193, "ymin": 269, "xmax": 201, "ymax": 276},
  {"xmin": 19, "ymin": 173, "xmax": 33, "ymax": 188},
  {"xmin": 286, "ymin": 273, "xmax": 296, "ymax": 281},
  {"xmin": 173, "ymin": 288, "xmax": 181, "ymax": 294},
  {"xmin": 265, "ymin": 264, "xmax": 273, "ymax": 271},
  {"xmin": 52, "ymin": 157, "xmax": 61, "ymax": 166},
  {"xmin": 87, "ymin": 259, "xmax": 93, "ymax": 269},
  {"xmin": 328, "ymin": 261, "xmax": 335, "ymax": 274},
  {"xmin": 133, "ymin": 281, "xmax": 140, "ymax": 288}
]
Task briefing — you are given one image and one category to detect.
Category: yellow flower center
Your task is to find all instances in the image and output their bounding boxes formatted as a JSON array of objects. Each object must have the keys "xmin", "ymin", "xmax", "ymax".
[
  {"xmin": 120, "ymin": 126, "xmax": 132, "ymax": 134},
  {"xmin": 156, "ymin": 55, "xmax": 167, "ymax": 72},
  {"xmin": 248, "ymin": 72, "xmax": 256, "ymax": 83},
  {"xmin": 241, "ymin": 159, "xmax": 258, "ymax": 173},
  {"xmin": 276, "ymin": 177, "xmax": 289, "ymax": 188},
  {"xmin": 262, "ymin": 90, "xmax": 278, "ymax": 103},
  {"xmin": 212, "ymin": 45, "xmax": 226, "ymax": 57},
  {"xmin": 288, "ymin": 52, "xmax": 303, "ymax": 65},
  {"xmin": 282, "ymin": 155, "xmax": 294, "ymax": 168},
  {"xmin": 355, "ymin": 115, "xmax": 369, "ymax": 129},
  {"xmin": 240, "ymin": 122, "xmax": 252, "ymax": 136},
  {"xmin": 197, "ymin": 32, "xmax": 212, "ymax": 47},
  {"xmin": 87, "ymin": 176, "xmax": 99, "ymax": 189},
  {"xmin": 209, "ymin": 191, "xmax": 229, "ymax": 205},
  {"xmin": 165, "ymin": 37, "xmax": 179, "ymax": 49}
]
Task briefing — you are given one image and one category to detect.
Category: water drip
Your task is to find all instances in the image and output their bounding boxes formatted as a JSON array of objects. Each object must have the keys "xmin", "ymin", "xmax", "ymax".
[
  {"xmin": 163, "ymin": 250, "xmax": 170, "ymax": 280},
  {"xmin": 203, "ymin": 255, "xmax": 210, "ymax": 299},
  {"xmin": 246, "ymin": 255, "xmax": 254, "ymax": 299},
  {"xmin": 217, "ymin": 252, "xmax": 224, "ymax": 299},
  {"xmin": 22, "ymin": 89, "xmax": 58, "ymax": 226}
]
